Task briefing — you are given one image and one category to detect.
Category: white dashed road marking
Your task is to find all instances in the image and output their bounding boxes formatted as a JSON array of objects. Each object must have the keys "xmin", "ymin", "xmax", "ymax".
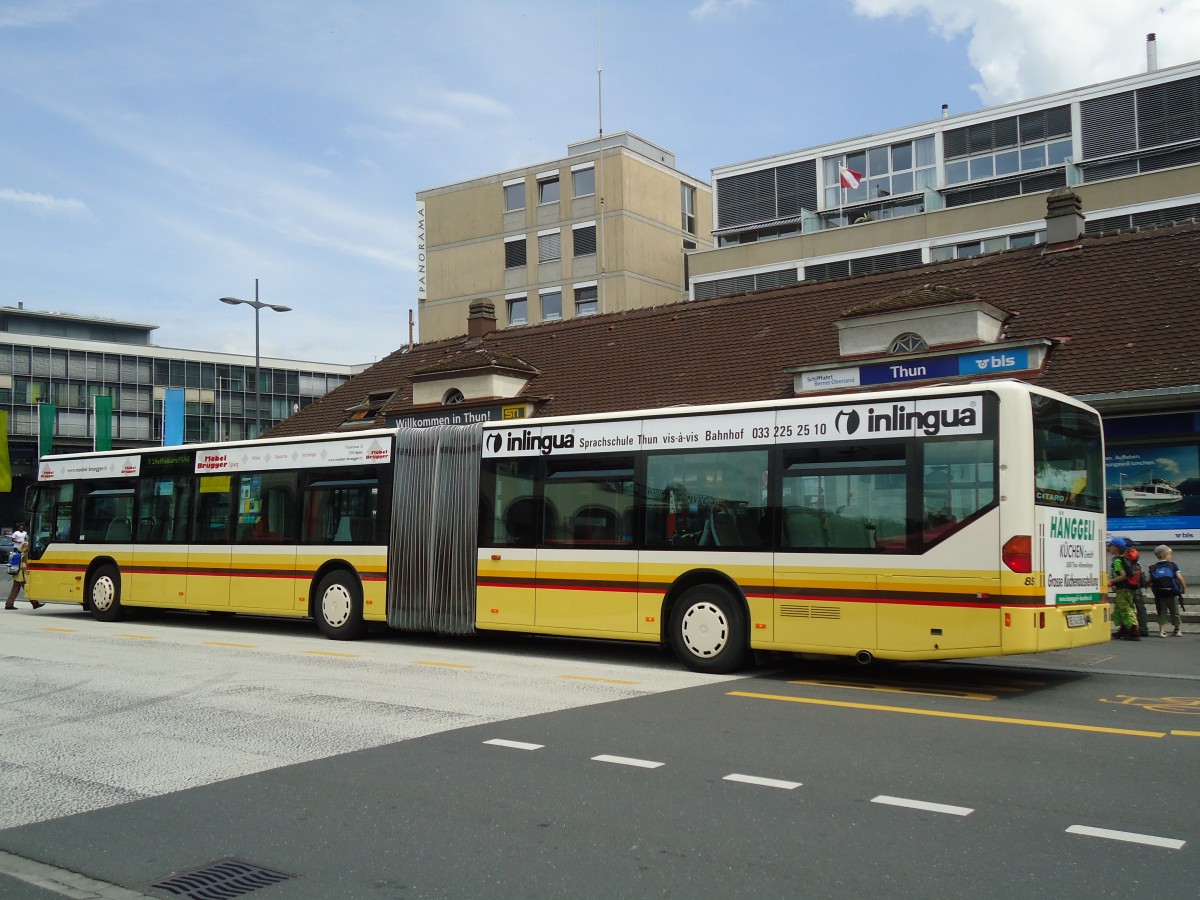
[
  {"xmin": 592, "ymin": 754, "xmax": 664, "ymax": 769},
  {"xmin": 484, "ymin": 739, "xmax": 544, "ymax": 750},
  {"xmin": 871, "ymin": 795, "xmax": 974, "ymax": 816},
  {"xmin": 723, "ymin": 773, "xmax": 802, "ymax": 790},
  {"xmin": 1066, "ymin": 825, "xmax": 1185, "ymax": 849}
]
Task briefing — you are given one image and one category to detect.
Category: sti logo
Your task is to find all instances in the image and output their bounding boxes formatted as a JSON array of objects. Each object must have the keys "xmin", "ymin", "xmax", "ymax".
[
  {"xmin": 834, "ymin": 409, "xmax": 861, "ymax": 435},
  {"xmin": 974, "ymin": 354, "xmax": 1016, "ymax": 371}
]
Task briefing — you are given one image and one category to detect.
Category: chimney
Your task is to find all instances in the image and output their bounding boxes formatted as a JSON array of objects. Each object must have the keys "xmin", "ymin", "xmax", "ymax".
[
  {"xmin": 467, "ymin": 298, "xmax": 498, "ymax": 340},
  {"xmin": 941, "ymin": 103, "xmax": 949, "ymax": 119},
  {"xmin": 1045, "ymin": 188, "xmax": 1085, "ymax": 245},
  {"xmin": 1146, "ymin": 33, "xmax": 1158, "ymax": 72}
]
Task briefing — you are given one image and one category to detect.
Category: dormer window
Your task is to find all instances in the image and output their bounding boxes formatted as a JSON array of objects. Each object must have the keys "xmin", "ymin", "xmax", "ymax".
[
  {"xmin": 345, "ymin": 390, "xmax": 395, "ymax": 422},
  {"xmin": 889, "ymin": 332, "xmax": 928, "ymax": 354},
  {"xmin": 443, "ymin": 389, "xmax": 465, "ymax": 405}
]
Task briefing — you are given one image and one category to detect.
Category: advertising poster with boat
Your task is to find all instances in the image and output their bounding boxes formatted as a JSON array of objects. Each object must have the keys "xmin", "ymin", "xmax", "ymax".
[{"xmin": 1105, "ymin": 444, "xmax": 1199, "ymax": 542}]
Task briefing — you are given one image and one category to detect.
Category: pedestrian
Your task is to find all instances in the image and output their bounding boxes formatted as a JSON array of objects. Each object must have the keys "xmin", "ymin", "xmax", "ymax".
[
  {"xmin": 1148, "ymin": 544, "xmax": 1187, "ymax": 637},
  {"xmin": 1125, "ymin": 543, "xmax": 1151, "ymax": 638},
  {"xmin": 1108, "ymin": 537, "xmax": 1139, "ymax": 639},
  {"xmin": 4, "ymin": 540, "xmax": 42, "ymax": 610},
  {"xmin": 9, "ymin": 522, "xmax": 26, "ymax": 550}
]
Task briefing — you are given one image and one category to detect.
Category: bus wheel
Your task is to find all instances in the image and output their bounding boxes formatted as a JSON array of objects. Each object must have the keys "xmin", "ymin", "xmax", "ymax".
[
  {"xmin": 88, "ymin": 565, "xmax": 124, "ymax": 622},
  {"xmin": 669, "ymin": 584, "xmax": 749, "ymax": 674},
  {"xmin": 315, "ymin": 571, "xmax": 366, "ymax": 640}
]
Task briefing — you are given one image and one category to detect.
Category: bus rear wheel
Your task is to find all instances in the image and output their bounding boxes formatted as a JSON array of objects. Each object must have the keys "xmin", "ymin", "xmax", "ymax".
[
  {"xmin": 669, "ymin": 584, "xmax": 749, "ymax": 674},
  {"xmin": 88, "ymin": 565, "xmax": 124, "ymax": 622},
  {"xmin": 315, "ymin": 571, "xmax": 366, "ymax": 640}
]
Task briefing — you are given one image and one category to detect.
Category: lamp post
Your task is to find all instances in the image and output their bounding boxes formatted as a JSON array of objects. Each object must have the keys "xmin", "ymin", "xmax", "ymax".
[{"xmin": 219, "ymin": 278, "xmax": 291, "ymax": 438}]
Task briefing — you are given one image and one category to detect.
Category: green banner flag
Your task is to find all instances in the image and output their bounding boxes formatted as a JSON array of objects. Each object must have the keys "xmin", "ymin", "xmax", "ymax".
[
  {"xmin": 0, "ymin": 411, "xmax": 11, "ymax": 493},
  {"xmin": 94, "ymin": 394, "xmax": 113, "ymax": 451},
  {"xmin": 39, "ymin": 403, "xmax": 57, "ymax": 459}
]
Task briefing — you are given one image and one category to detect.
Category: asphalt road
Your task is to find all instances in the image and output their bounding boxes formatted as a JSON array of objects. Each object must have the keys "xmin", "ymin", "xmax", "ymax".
[{"xmin": 2, "ymin": 601, "xmax": 1198, "ymax": 899}]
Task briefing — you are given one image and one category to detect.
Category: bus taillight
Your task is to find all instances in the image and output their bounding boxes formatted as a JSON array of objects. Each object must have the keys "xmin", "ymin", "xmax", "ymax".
[{"xmin": 1002, "ymin": 535, "xmax": 1032, "ymax": 573}]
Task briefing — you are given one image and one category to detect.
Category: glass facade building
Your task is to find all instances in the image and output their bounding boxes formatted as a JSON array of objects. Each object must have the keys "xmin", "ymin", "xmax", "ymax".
[{"xmin": 0, "ymin": 305, "xmax": 355, "ymax": 524}]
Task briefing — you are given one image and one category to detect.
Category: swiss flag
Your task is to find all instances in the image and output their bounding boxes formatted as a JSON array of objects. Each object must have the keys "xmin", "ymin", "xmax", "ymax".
[{"xmin": 839, "ymin": 165, "xmax": 863, "ymax": 189}]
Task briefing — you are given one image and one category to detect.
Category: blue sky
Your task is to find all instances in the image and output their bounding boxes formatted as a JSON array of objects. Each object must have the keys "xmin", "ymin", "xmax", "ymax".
[{"xmin": 2, "ymin": 0, "xmax": 1197, "ymax": 365}]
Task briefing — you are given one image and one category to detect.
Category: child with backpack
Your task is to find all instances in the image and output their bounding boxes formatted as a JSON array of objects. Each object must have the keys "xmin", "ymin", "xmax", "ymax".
[
  {"xmin": 1125, "ymin": 544, "xmax": 1151, "ymax": 639},
  {"xmin": 1149, "ymin": 544, "xmax": 1187, "ymax": 637},
  {"xmin": 1108, "ymin": 538, "xmax": 1140, "ymax": 639}
]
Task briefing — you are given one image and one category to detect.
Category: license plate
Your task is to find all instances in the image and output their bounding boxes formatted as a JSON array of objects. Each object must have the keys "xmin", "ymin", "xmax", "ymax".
[{"xmin": 1066, "ymin": 612, "xmax": 1087, "ymax": 628}]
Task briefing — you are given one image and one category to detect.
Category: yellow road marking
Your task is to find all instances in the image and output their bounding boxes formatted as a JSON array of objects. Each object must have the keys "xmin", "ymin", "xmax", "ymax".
[
  {"xmin": 39, "ymin": 628, "xmax": 77, "ymax": 633},
  {"xmin": 205, "ymin": 641, "xmax": 255, "ymax": 649},
  {"xmin": 729, "ymin": 691, "xmax": 1166, "ymax": 738},
  {"xmin": 413, "ymin": 660, "xmax": 473, "ymax": 669},
  {"xmin": 303, "ymin": 649, "xmax": 358, "ymax": 658},
  {"xmin": 789, "ymin": 678, "xmax": 996, "ymax": 702},
  {"xmin": 1171, "ymin": 730, "xmax": 1200, "ymax": 737},
  {"xmin": 559, "ymin": 675, "xmax": 639, "ymax": 685},
  {"xmin": 117, "ymin": 634, "xmax": 156, "ymax": 640}
]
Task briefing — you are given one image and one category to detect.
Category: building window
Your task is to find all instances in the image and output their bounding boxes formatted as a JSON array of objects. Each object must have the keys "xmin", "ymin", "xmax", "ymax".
[
  {"xmin": 682, "ymin": 183, "xmax": 697, "ymax": 234},
  {"xmin": 508, "ymin": 296, "xmax": 528, "ymax": 326},
  {"xmin": 345, "ymin": 390, "xmax": 394, "ymax": 422},
  {"xmin": 504, "ymin": 181, "xmax": 525, "ymax": 212},
  {"xmin": 572, "ymin": 166, "xmax": 595, "ymax": 198},
  {"xmin": 538, "ymin": 230, "xmax": 561, "ymax": 263},
  {"xmin": 943, "ymin": 106, "xmax": 1073, "ymax": 187},
  {"xmin": 889, "ymin": 333, "xmax": 928, "ymax": 354},
  {"xmin": 572, "ymin": 224, "xmax": 596, "ymax": 256},
  {"xmin": 443, "ymin": 389, "xmax": 465, "ymax": 405},
  {"xmin": 575, "ymin": 285, "xmax": 598, "ymax": 317},
  {"xmin": 824, "ymin": 136, "xmax": 935, "ymax": 209},
  {"xmin": 540, "ymin": 290, "xmax": 562, "ymax": 321},
  {"xmin": 538, "ymin": 176, "xmax": 560, "ymax": 205},
  {"xmin": 504, "ymin": 237, "xmax": 526, "ymax": 268}
]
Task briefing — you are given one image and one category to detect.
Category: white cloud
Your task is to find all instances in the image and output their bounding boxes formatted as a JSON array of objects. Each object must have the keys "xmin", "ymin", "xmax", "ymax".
[
  {"xmin": 0, "ymin": 0, "xmax": 106, "ymax": 29},
  {"xmin": 0, "ymin": 188, "xmax": 87, "ymax": 215},
  {"xmin": 853, "ymin": 0, "xmax": 1200, "ymax": 104},
  {"xmin": 441, "ymin": 90, "xmax": 513, "ymax": 118},
  {"xmin": 690, "ymin": 0, "xmax": 755, "ymax": 21}
]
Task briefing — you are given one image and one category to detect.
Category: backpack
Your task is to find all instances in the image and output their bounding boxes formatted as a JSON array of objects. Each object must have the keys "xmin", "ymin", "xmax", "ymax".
[
  {"xmin": 1119, "ymin": 553, "xmax": 1143, "ymax": 589},
  {"xmin": 1149, "ymin": 560, "xmax": 1182, "ymax": 596}
]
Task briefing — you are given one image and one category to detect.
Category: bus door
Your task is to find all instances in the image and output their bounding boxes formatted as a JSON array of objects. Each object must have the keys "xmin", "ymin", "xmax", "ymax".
[
  {"xmin": 229, "ymin": 473, "xmax": 298, "ymax": 612},
  {"xmin": 477, "ymin": 459, "xmax": 537, "ymax": 628},
  {"xmin": 536, "ymin": 456, "xmax": 638, "ymax": 635},
  {"xmin": 25, "ymin": 483, "xmax": 81, "ymax": 605},
  {"xmin": 131, "ymin": 476, "xmax": 193, "ymax": 607},
  {"xmin": 877, "ymin": 438, "xmax": 1000, "ymax": 653},
  {"xmin": 775, "ymin": 446, "xmax": 897, "ymax": 651},
  {"xmin": 187, "ymin": 475, "xmax": 234, "ymax": 608}
]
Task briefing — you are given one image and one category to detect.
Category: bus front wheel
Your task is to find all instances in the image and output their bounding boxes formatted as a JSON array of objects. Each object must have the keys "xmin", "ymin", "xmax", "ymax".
[
  {"xmin": 669, "ymin": 584, "xmax": 749, "ymax": 674},
  {"xmin": 315, "ymin": 571, "xmax": 367, "ymax": 640},
  {"xmin": 88, "ymin": 565, "xmax": 124, "ymax": 622}
]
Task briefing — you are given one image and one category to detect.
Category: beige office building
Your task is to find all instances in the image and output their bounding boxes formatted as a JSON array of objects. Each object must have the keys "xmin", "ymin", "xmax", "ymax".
[
  {"xmin": 690, "ymin": 50, "xmax": 1200, "ymax": 299},
  {"xmin": 416, "ymin": 132, "xmax": 712, "ymax": 341}
]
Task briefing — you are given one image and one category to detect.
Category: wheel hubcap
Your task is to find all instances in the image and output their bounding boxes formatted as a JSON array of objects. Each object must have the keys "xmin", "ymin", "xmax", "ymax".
[
  {"xmin": 92, "ymin": 577, "xmax": 115, "ymax": 612},
  {"xmin": 681, "ymin": 601, "xmax": 728, "ymax": 658},
  {"xmin": 322, "ymin": 584, "xmax": 351, "ymax": 628}
]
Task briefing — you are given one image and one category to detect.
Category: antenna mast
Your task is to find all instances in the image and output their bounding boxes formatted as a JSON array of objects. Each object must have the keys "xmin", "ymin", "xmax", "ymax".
[{"xmin": 596, "ymin": 0, "xmax": 606, "ymax": 314}]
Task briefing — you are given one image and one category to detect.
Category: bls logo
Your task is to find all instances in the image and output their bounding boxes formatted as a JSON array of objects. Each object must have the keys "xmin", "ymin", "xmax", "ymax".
[
  {"xmin": 834, "ymin": 409, "xmax": 861, "ymax": 435},
  {"xmin": 485, "ymin": 433, "xmax": 503, "ymax": 453}
]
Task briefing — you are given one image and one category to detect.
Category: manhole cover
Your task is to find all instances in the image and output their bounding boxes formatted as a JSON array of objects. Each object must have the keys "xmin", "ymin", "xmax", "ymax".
[{"xmin": 149, "ymin": 857, "xmax": 294, "ymax": 898}]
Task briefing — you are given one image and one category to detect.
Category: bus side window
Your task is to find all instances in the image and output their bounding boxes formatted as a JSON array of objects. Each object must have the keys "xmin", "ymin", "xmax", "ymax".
[{"xmin": 194, "ymin": 476, "xmax": 233, "ymax": 543}]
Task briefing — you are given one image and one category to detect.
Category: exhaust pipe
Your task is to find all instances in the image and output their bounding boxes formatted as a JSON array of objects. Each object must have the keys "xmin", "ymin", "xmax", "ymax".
[{"xmin": 855, "ymin": 650, "xmax": 874, "ymax": 665}]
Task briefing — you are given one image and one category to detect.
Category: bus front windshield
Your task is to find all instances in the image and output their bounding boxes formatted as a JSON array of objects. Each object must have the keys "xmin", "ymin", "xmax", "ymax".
[{"xmin": 1032, "ymin": 395, "xmax": 1104, "ymax": 513}]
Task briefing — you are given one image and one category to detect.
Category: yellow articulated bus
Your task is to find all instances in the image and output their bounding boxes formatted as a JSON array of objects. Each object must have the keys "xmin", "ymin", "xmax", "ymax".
[{"xmin": 26, "ymin": 380, "xmax": 1109, "ymax": 672}]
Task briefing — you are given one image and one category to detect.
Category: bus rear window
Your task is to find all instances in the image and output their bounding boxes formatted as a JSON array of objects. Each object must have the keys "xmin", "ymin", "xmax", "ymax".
[{"xmin": 1032, "ymin": 395, "xmax": 1103, "ymax": 512}]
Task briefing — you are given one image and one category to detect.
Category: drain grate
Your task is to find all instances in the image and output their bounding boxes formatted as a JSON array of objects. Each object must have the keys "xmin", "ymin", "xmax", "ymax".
[{"xmin": 149, "ymin": 857, "xmax": 294, "ymax": 899}]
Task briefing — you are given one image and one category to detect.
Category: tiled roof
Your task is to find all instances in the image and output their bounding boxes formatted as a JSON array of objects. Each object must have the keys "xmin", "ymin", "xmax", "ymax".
[{"xmin": 269, "ymin": 220, "xmax": 1200, "ymax": 437}]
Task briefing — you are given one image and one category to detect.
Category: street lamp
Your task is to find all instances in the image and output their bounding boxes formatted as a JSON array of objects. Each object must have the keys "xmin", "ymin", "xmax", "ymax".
[{"xmin": 219, "ymin": 278, "xmax": 291, "ymax": 438}]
